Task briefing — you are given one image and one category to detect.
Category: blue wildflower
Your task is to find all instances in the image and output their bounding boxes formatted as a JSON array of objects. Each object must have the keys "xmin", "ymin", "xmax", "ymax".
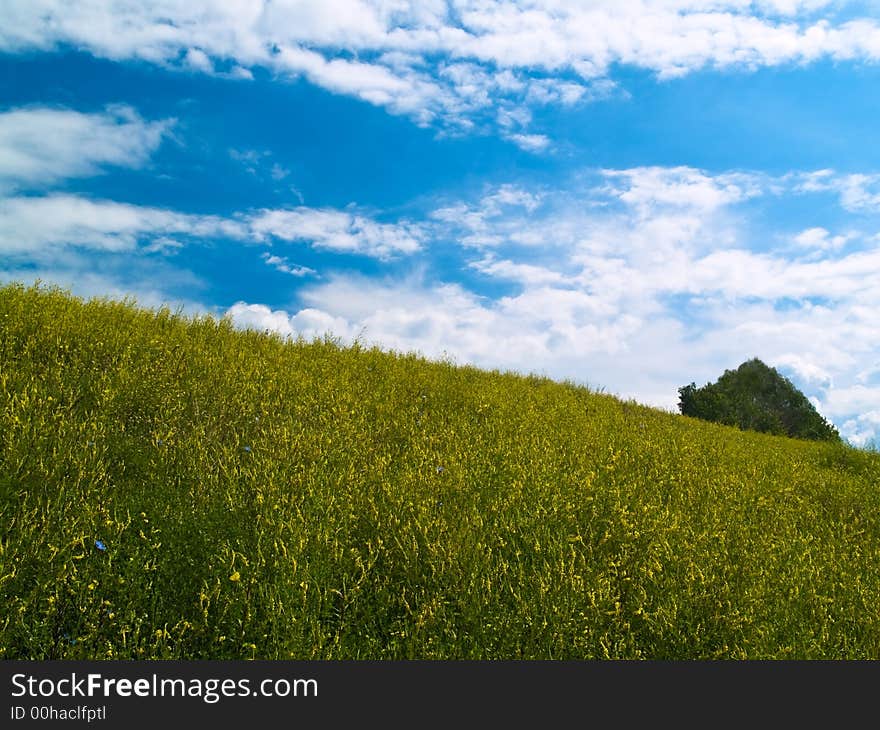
[
  {"xmin": 244, "ymin": 446, "xmax": 252, "ymax": 453},
  {"xmin": 95, "ymin": 540, "xmax": 107, "ymax": 552}
]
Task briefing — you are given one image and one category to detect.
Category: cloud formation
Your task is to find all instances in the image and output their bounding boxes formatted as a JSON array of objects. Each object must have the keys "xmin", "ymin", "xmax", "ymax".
[
  {"xmin": 4, "ymin": 1, "xmax": 880, "ymax": 143},
  {"xmin": 261, "ymin": 252, "xmax": 317, "ymax": 277},
  {"xmin": 0, "ymin": 194, "xmax": 428, "ymax": 264},
  {"xmin": 0, "ymin": 194, "xmax": 249, "ymax": 256},
  {"xmin": 0, "ymin": 105, "xmax": 171, "ymax": 193},
  {"xmin": 249, "ymin": 208, "xmax": 424, "ymax": 259},
  {"xmin": 0, "ymin": 106, "xmax": 425, "ymax": 262}
]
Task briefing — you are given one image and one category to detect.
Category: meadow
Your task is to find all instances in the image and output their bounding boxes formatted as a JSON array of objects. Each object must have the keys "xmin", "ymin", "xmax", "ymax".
[{"xmin": 1, "ymin": 281, "xmax": 879, "ymax": 659}]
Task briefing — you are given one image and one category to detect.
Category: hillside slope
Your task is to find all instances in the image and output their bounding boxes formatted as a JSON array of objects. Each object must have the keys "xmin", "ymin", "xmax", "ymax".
[{"xmin": 1, "ymin": 282, "xmax": 879, "ymax": 659}]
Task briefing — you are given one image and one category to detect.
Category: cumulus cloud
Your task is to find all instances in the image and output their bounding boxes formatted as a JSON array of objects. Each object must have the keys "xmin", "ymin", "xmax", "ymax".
[
  {"xmin": 5, "ymin": 2, "xmax": 880, "ymax": 144},
  {"xmin": 773, "ymin": 353, "xmax": 834, "ymax": 388},
  {"xmin": 231, "ymin": 273, "xmax": 554, "ymax": 366},
  {"xmin": 226, "ymin": 301, "xmax": 354, "ymax": 341},
  {"xmin": 0, "ymin": 105, "xmax": 172, "ymax": 193},
  {"xmin": 601, "ymin": 166, "xmax": 767, "ymax": 216},
  {"xmin": 838, "ymin": 410, "xmax": 880, "ymax": 447},
  {"xmin": 793, "ymin": 226, "xmax": 852, "ymax": 252}
]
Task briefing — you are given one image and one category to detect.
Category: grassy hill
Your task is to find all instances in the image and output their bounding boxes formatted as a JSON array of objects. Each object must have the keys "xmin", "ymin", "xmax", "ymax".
[{"xmin": 1, "ymin": 282, "xmax": 879, "ymax": 659}]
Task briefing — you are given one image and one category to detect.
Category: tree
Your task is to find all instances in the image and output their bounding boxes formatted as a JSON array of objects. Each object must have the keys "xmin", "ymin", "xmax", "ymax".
[{"xmin": 678, "ymin": 358, "xmax": 840, "ymax": 442}]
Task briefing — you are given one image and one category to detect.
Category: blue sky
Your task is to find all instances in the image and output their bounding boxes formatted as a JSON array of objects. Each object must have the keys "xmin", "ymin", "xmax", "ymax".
[{"xmin": 2, "ymin": 1, "xmax": 880, "ymax": 445}]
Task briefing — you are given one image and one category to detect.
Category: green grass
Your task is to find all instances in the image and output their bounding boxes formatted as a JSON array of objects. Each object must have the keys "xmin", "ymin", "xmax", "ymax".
[{"xmin": 1, "ymin": 281, "xmax": 879, "ymax": 659}]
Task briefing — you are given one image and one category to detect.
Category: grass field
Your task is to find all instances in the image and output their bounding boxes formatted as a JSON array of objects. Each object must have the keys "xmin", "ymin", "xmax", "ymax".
[{"xmin": 1, "ymin": 281, "xmax": 879, "ymax": 659}]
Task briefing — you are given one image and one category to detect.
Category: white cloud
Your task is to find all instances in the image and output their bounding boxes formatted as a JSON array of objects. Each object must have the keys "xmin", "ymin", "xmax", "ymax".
[
  {"xmin": 793, "ymin": 226, "xmax": 851, "ymax": 252},
  {"xmin": 835, "ymin": 174, "xmax": 880, "ymax": 211},
  {"xmin": 143, "ymin": 236, "xmax": 185, "ymax": 254},
  {"xmin": 505, "ymin": 132, "xmax": 551, "ymax": 152},
  {"xmin": 683, "ymin": 247, "xmax": 880, "ymax": 300},
  {"xmin": 431, "ymin": 183, "xmax": 549, "ymax": 248},
  {"xmin": 0, "ymin": 105, "xmax": 172, "ymax": 193},
  {"xmin": 261, "ymin": 252, "xmax": 317, "ymax": 277},
  {"xmin": 227, "ymin": 65, "xmax": 254, "ymax": 80},
  {"xmin": 184, "ymin": 47, "xmax": 214, "ymax": 73},
  {"xmin": 839, "ymin": 410, "xmax": 880, "ymax": 446},
  {"xmin": 772, "ymin": 353, "xmax": 834, "ymax": 387},
  {"xmin": 470, "ymin": 255, "xmax": 570, "ymax": 286},
  {"xmin": 0, "ymin": 193, "xmax": 422, "ymax": 263},
  {"xmin": 226, "ymin": 301, "xmax": 355, "ymax": 341},
  {"xmin": 5, "ymin": 2, "xmax": 880, "ymax": 143},
  {"xmin": 227, "ymin": 274, "xmax": 628, "ymax": 366},
  {"xmin": 270, "ymin": 164, "xmax": 290, "ymax": 181},
  {"xmin": 250, "ymin": 207, "xmax": 424, "ymax": 259},
  {"xmin": 602, "ymin": 166, "xmax": 763, "ymax": 215},
  {"xmin": 789, "ymin": 170, "xmax": 880, "ymax": 212},
  {"xmin": 225, "ymin": 302, "xmax": 297, "ymax": 338},
  {"xmin": 0, "ymin": 194, "xmax": 250, "ymax": 255},
  {"xmin": 272, "ymin": 45, "xmax": 436, "ymax": 119}
]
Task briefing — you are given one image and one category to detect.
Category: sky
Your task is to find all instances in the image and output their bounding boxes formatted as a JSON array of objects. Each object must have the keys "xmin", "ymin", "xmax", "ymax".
[{"xmin": 1, "ymin": 1, "xmax": 880, "ymax": 446}]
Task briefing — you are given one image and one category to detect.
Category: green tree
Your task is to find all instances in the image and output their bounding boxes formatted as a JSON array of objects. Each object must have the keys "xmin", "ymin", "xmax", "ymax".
[{"xmin": 678, "ymin": 358, "xmax": 840, "ymax": 442}]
